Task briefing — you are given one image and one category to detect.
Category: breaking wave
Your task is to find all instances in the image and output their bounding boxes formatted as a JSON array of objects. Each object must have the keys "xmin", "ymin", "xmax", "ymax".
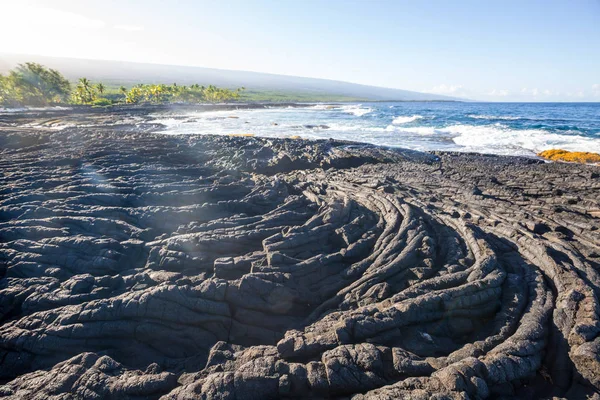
[
  {"xmin": 148, "ymin": 102, "xmax": 600, "ymax": 157},
  {"xmin": 396, "ymin": 124, "xmax": 600, "ymax": 155},
  {"xmin": 338, "ymin": 105, "xmax": 373, "ymax": 117},
  {"xmin": 392, "ymin": 115, "xmax": 423, "ymax": 124}
]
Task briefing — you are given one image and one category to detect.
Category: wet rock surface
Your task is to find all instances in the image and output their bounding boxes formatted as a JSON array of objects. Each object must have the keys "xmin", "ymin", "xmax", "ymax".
[{"xmin": 0, "ymin": 109, "xmax": 600, "ymax": 399}]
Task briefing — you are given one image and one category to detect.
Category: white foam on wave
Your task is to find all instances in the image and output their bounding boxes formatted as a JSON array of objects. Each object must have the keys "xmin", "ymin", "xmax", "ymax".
[
  {"xmin": 392, "ymin": 126, "xmax": 437, "ymax": 135},
  {"xmin": 308, "ymin": 104, "xmax": 334, "ymax": 110},
  {"xmin": 386, "ymin": 123, "xmax": 600, "ymax": 155},
  {"xmin": 442, "ymin": 124, "xmax": 600, "ymax": 155},
  {"xmin": 148, "ymin": 108, "xmax": 600, "ymax": 158},
  {"xmin": 326, "ymin": 122, "xmax": 387, "ymax": 132},
  {"xmin": 392, "ymin": 115, "xmax": 423, "ymax": 125},
  {"xmin": 338, "ymin": 105, "xmax": 373, "ymax": 117},
  {"xmin": 149, "ymin": 117, "xmax": 187, "ymax": 128},
  {"xmin": 467, "ymin": 114, "xmax": 521, "ymax": 121},
  {"xmin": 307, "ymin": 103, "xmax": 372, "ymax": 116}
]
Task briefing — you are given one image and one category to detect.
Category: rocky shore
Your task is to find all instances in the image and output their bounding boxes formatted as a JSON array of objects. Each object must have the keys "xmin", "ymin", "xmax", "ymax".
[{"xmin": 0, "ymin": 108, "xmax": 599, "ymax": 399}]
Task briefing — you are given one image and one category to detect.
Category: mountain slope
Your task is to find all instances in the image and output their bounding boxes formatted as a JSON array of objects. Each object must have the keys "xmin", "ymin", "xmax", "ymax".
[{"xmin": 0, "ymin": 54, "xmax": 461, "ymax": 101}]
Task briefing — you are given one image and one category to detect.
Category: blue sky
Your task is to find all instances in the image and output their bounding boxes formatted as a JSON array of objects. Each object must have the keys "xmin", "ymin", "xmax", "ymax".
[{"xmin": 1, "ymin": 0, "xmax": 599, "ymax": 101}]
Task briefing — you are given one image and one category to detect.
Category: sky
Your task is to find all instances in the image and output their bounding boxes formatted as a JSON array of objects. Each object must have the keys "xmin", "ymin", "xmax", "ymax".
[{"xmin": 1, "ymin": 0, "xmax": 599, "ymax": 102}]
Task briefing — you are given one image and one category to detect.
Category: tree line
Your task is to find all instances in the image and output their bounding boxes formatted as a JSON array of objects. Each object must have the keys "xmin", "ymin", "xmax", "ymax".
[{"xmin": 0, "ymin": 63, "xmax": 245, "ymax": 107}]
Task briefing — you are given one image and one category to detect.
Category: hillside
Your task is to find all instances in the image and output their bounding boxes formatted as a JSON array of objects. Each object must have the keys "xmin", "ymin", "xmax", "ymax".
[{"xmin": 0, "ymin": 54, "xmax": 461, "ymax": 102}]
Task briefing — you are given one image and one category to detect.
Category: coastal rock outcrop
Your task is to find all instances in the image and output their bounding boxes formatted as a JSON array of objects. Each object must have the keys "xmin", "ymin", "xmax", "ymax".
[{"xmin": 0, "ymin": 109, "xmax": 599, "ymax": 399}]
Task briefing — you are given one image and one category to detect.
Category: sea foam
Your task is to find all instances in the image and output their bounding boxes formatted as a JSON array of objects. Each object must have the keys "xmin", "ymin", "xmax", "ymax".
[
  {"xmin": 339, "ymin": 105, "xmax": 372, "ymax": 117},
  {"xmin": 392, "ymin": 115, "xmax": 423, "ymax": 124},
  {"xmin": 443, "ymin": 124, "xmax": 600, "ymax": 155},
  {"xmin": 147, "ymin": 102, "xmax": 600, "ymax": 157}
]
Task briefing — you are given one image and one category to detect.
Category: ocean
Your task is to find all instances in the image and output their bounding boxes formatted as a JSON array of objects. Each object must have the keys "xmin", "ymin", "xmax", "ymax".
[{"xmin": 155, "ymin": 102, "xmax": 597, "ymax": 157}]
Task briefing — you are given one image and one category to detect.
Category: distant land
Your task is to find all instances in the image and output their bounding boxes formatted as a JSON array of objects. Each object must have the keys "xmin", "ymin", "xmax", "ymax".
[{"xmin": 0, "ymin": 53, "xmax": 463, "ymax": 102}]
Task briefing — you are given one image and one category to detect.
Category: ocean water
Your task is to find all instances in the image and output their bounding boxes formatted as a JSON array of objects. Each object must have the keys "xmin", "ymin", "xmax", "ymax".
[{"xmin": 153, "ymin": 102, "xmax": 600, "ymax": 157}]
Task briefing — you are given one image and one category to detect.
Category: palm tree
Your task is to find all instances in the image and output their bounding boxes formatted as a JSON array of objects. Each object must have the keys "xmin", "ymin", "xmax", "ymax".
[
  {"xmin": 79, "ymin": 78, "xmax": 90, "ymax": 89},
  {"xmin": 96, "ymin": 83, "xmax": 105, "ymax": 95},
  {"xmin": 119, "ymin": 86, "xmax": 127, "ymax": 102},
  {"xmin": 125, "ymin": 86, "xmax": 142, "ymax": 104},
  {"xmin": 79, "ymin": 78, "xmax": 96, "ymax": 103},
  {"xmin": 73, "ymin": 77, "xmax": 95, "ymax": 104}
]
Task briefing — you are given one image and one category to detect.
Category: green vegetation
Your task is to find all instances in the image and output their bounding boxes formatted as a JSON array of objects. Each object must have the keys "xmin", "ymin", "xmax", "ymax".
[
  {"xmin": 0, "ymin": 63, "xmax": 71, "ymax": 106},
  {"xmin": 71, "ymin": 78, "xmax": 97, "ymax": 104},
  {"xmin": 121, "ymin": 83, "xmax": 244, "ymax": 104},
  {"xmin": 0, "ymin": 62, "xmax": 370, "ymax": 107},
  {"xmin": 1, "ymin": 62, "xmax": 245, "ymax": 107}
]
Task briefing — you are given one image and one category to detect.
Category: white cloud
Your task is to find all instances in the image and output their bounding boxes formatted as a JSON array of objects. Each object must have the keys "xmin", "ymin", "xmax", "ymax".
[
  {"xmin": 488, "ymin": 89, "xmax": 509, "ymax": 97},
  {"xmin": 114, "ymin": 24, "xmax": 144, "ymax": 32},
  {"xmin": 519, "ymin": 88, "xmax": 563, "ymax": 99},
  {"xmin": 593, "ymin": 84, "xmax": 600, "ymax": 97},
  {"xmin": 521, "ymin": 87, "xmax": 539, "ymax": 97}
]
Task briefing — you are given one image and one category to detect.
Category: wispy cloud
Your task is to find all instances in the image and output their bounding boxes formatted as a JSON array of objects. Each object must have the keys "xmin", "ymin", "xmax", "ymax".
[
  {"xmin": 114, "ymin": 24, "xmax": 144, "ymax": 32},
  {"xmin": 592, "ymin": 84, "xmax": 600, "ymax": 97},
  {"xmin": 520, "ymin": 88, "xmax": 564, "ymax": 99},
  {"xmin": 488, "ymin": 89, "xmax": 509, "ymax": 97},
  {"xmin": 566, "ymin": 91, "xmax": 585, "ymax": 98},
  {"xmin": 521, "ymin": 87, "xmax": 539, "ymax": 97}
]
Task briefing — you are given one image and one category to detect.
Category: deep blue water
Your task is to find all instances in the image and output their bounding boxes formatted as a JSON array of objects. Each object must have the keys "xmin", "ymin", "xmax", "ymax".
[{"xmin": 152, "ymin": 102, "xmax": 600, "ymax": 156}]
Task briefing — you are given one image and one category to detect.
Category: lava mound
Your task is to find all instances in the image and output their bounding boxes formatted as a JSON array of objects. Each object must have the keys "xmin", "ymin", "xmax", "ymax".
[{"xmin": 0, "ymin": 128, "xmax": 599, "ymax": 399}]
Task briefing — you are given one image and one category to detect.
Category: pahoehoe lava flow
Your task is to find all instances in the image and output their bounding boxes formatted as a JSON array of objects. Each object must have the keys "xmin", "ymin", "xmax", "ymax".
[{"xmin": 0, "ymin": 113, "xmax": 600, "ymax": 399}]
